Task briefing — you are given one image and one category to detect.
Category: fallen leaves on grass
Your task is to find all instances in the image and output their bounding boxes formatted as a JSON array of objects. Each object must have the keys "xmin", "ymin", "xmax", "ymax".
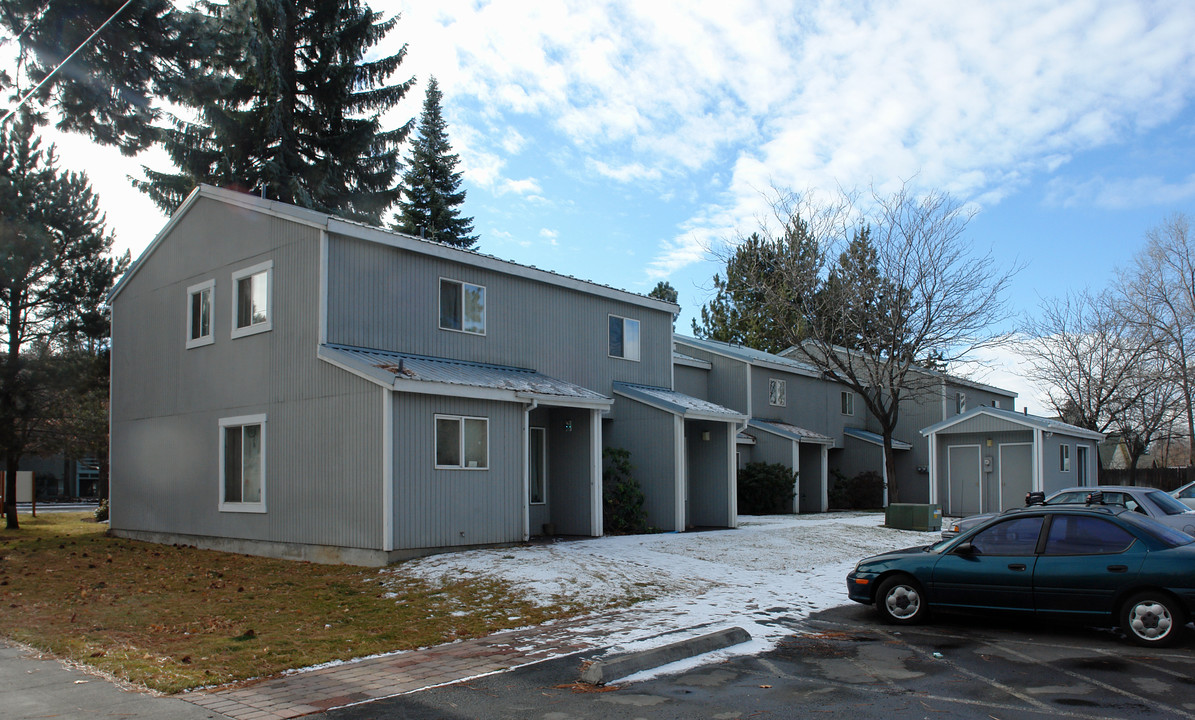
[{"xmin": 0, "ymin": 513, "xmax": 590, "ymax": 693}]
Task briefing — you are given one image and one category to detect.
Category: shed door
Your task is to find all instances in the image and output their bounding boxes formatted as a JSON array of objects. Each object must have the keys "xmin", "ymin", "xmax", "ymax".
[
  {"xmin": 998, "ymin": 443, "xmax": 1033, "ymax": 511},
  {"xmin": 947, "ymin": 445, "xmax": 982, "ymax": 516}
]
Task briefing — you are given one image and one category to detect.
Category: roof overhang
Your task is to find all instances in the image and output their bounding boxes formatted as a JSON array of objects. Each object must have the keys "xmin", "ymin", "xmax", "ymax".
[
  {"xmin": 612, "ymin": 382, "xmax": 748, "ymax": 423},
  {"xmin": 748, "ymin": 419, "xmax": 835, "ymax": 445},
  {"xmin": 844, "ymin": 427, "xmax": 913, "ymax": 451}
]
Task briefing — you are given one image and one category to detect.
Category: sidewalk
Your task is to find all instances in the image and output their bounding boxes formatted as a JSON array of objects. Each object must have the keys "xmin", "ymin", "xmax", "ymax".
[
  {"xmin": 1, "ymin": 642, "xmax": 222, "ymax": 720},
  {"xmin": 182, "ymin": 608, "xmax": 657, "ymax": 719}
]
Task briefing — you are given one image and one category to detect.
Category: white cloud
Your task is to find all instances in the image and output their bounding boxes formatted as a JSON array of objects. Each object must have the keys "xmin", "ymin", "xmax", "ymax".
[
  {"xmin": 539, "ymin": 228, "xmax": 559, "ymax": 246},
  {"xmin": 1045, "ymin": 173, "xmax": 1195, "ymax": 209},
  {"xmin": 586, "ymin": 158, "xmax": 662, "ymax": 183}
]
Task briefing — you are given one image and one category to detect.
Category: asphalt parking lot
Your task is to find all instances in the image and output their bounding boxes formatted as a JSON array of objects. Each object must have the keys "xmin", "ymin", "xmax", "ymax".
[{"xmin": 320, "ymin": 604, "xmax": 1195, "ymax": 720}]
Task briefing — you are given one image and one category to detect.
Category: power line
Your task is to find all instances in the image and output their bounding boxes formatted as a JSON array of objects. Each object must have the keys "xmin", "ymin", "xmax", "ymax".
[{"xmin": 1, "ymin": 0, "xmax": 135, "ymax": 126}]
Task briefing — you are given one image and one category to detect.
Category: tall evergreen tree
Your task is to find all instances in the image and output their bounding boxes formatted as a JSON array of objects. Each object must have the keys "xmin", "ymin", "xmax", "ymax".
[
  {"xmin": 393, "ymin": 77, "xmax": 477, "ymax": 248},
  {"xmin": 0, "ymin": 116, "xmax": 125, "ymax": 528},
  {"xmin": 135, "ymin": 0, "xmax": 413, "ymax": 224},
  {"xmin": 1, "ymin": 0, "xmax": 202, "ymax": 154}
]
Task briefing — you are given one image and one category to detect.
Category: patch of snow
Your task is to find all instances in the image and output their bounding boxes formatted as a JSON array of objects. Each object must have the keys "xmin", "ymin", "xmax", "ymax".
[{"xmin": 383, "ymin": 512, "xmax": 938, "ymax": 682}]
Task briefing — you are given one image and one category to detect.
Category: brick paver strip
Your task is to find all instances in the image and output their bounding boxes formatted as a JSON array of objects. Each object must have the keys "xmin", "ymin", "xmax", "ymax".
[{"xmin": 180, "ymin": 611, "xmax": 650, "ymax": 719}]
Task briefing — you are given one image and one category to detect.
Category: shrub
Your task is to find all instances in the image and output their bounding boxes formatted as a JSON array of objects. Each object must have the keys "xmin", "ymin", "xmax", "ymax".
[
  {"xmin": 94, "ymin": 498, "xmax": 109, "ymax": 522},
  {"xmin": 603, "ymin": 447, "xmax": 647, "ymax": 533},
  {"xmin": 737, "ymin": 462, "xmax": 797, "ymax": 515},
  {"xmin": 828, "ymin": 470, "xmax": 884, "ymax": 509}
]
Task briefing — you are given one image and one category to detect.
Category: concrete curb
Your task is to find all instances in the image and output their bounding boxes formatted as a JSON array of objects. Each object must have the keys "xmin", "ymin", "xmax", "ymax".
[{"xmin": 579, "ymin": 626, "xmax": 752, "ymax": 685}]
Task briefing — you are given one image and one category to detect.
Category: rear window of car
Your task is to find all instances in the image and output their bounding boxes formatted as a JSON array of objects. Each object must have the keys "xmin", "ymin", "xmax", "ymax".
[
  {"xmin": 1118, "ymin": 511, "xmax": 1195, "ymax": 547},
  {"xmin": 1144, "ymin": 490, "xmax": 1192, "ymax": 516}
]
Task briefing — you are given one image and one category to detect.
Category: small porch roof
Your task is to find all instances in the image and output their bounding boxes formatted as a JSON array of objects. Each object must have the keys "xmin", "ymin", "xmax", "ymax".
[
  {"xmin": 749, "ymin": 419, "xmax": 835, "ymax": 445},
  {"xmin": 612, "ymin": 382, "xmax": 748, "ymax": 423},
  {"xmin": 843, "ymin": 427, "xmax": 913, "ymax": 451},
  {"xmin": 920, "ymin": 405, "xmax": 1105, "ymax": 441},
  {"xmin": 319, "ymin": 344, "xmax": 614, "ymax": 408}
]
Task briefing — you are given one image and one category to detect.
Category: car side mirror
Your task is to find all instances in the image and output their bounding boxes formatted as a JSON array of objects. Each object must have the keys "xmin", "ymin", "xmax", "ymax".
[{"xmin": 953, "ymin": 541, "xmax": 976, "ymax": 556}]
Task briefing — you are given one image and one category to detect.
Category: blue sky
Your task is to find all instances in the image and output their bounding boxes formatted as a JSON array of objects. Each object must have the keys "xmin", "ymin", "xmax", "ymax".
[{"xmin": 42, "ymin": 0, "xmax": 1195, "ymax": 413}]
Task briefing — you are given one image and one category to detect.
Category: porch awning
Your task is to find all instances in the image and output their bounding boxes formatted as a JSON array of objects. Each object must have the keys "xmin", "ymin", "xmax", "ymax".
[
  {"xmin": 749, "ymin": 419, "xmax": 835, "ymax": 445},
  {"xmin": 319, "ymin": 344, "xmax": 614, "ymax": 408},
  {"xmin": 844, "ymin": 427, "xmax": 912, "ymax": 450},
  {"xmin": 612, "ymin": 382, "xmax": 748, "ymax": 423}
]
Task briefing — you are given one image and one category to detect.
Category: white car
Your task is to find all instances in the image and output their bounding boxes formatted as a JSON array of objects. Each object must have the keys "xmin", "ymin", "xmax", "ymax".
[{"xmin": 1172, "ymin": 480, "xmax": 1195, "ymax": 510}]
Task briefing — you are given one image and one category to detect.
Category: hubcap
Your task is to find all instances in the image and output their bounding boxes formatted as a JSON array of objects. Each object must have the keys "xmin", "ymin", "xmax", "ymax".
[
  {"xmin": 1129, "ymin": 600, "xmax": 1173, "ymax": 640},
  {"xmin": 886, "ymin": 585, "xmax": 920, "ymax": 619}
]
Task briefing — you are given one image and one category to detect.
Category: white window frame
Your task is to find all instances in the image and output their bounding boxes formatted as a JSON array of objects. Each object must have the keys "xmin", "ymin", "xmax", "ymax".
[
  {"xmin": 1060, "ymin": 444, "xmax": 1071, "ymax": 472},
  {"xmin": 841, "ymin": 390, "xmax": 855, "ymax": 416},
  {"xmin": 435, "ymin": 414, "xmax": 489, "ymax": 470},
  {"xmin": 956, "ymin": 392, "xmax": 967, "ymax": 414},
  {"xmin": 230, "ymin": 260, "xmax": 274, "ymax": 339},
  {"xmin": 608, "ymin": 314, "xmax": 641, "ymax": 362},
  {"xmin": 186, "ymin": 279, "xmax": 215, "ymax": 349},
  {"xmin": 218, "ymin": 414, "xmax": 267, "ymax": 513},
  {"xmin": 439, "ymin": 277, "xmax": 486, "ymax": 335},
  {"xmin": 769, "ymin": 378, "xmax": 786, "ymax": 407}
]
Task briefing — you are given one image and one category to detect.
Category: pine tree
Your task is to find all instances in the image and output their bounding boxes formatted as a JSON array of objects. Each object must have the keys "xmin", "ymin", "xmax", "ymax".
[
  {"xmin": 0, "ymin": 116, "xmax": 126, "ymax": 528},
  {"xmin": 135, "ymin": 0, "xmax": 413, "ymax": 224},
  {"xmin": 393, "ymin": 77, "xmax": 477, "ymax": 248},
  {"xmin": 0, "ymin": 0, "xmax": 202, "ymax": 155}
]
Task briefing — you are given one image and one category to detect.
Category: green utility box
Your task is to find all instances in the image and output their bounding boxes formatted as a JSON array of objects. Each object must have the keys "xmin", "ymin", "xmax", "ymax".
[{"xmin": 885, "ymin": 503, "xmax": 942, "ymax": 532}]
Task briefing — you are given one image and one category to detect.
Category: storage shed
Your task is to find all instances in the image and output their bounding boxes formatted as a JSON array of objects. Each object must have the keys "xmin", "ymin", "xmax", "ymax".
[{"xmin": 921, "ymin": 406, "xmax": 1104, "ymax": 517}]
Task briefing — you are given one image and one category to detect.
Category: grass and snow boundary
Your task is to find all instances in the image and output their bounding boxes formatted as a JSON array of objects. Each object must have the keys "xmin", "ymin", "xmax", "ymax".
[{"xmin": 390, "ymin": 512, "xmax": 938, "ymax": 681}]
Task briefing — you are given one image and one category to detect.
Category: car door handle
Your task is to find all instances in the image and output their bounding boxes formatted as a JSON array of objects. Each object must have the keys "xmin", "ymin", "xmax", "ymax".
[
  {"xmin": 1107, "ymin": 565, "xmax": 1128, "ymax": 573},
  {"xmin": 1008, "ymin": 563, "xmax": 1027, "ymax": 571}
]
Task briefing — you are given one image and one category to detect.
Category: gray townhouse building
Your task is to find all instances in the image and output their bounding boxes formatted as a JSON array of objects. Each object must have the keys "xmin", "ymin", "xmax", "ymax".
[
  {"xmin": 108, "ymin": 185, "xmax": 745, "ymax": 565},
  {"xmin": 673, "ymin": 336, "xmax": 1019, "ymax": 512}
]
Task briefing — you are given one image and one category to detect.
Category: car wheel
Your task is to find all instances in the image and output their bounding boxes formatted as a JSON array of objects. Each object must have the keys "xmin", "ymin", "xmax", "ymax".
[
  {"xmin": 1121, "ymin": 592, "xmax": 1184, "ymax": 647},
  {"xmin": 876, "ymin": 575, "xmax": 927, "ymax": 625}
]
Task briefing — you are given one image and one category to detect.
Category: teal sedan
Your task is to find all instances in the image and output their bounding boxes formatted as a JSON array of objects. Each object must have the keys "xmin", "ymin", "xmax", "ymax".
[{"xmin": 847, "ymin": 505, "xmax": 1195, "ymax": 647}]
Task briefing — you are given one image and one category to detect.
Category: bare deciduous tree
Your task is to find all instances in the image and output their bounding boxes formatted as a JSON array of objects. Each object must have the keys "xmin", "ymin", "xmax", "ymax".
[
  {"xmin": 714, "ymin": 183, "xmax": 1019, "ymax": 503},
  {"xmin": 1118, "ymin": 214, "xmax": 1195, "ymax": 472}
]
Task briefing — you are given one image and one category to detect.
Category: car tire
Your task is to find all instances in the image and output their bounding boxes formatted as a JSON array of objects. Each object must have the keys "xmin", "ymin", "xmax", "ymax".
[
  {"xmin": 1121, "ymin": 592, "xmax": 1184, "ymax": 647},
  {"xmin": 876, "ymin": 575, "xmax": 927, "ymax": 625}
]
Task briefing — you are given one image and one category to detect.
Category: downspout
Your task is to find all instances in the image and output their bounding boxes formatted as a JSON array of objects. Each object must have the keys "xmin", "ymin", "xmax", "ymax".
[{"xmin": 522, "ymin": 398, "xmax": 538, "ymax": 542}]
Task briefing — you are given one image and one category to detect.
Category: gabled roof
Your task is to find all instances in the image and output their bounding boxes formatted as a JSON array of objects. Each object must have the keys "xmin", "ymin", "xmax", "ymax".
[
  {"xmin": 319, "ymin": 344, "xmax": 613, "ymax": 408},
  {"xmin": 920, "ymin": 405, "xmax": 1105, "ymax": 440},
  {"xmin": 674, "ymin": 335, "xmax": 821, "ymax": 378},
  {"xmin": 612, "ymin": 382, "xmax": 748, "ymax": 422},
  {"xmin": 778, "ymin": 341, "xmax": 1016, "ymax": 398},
  {"xmin": 844, "ymin": 427, "xmax": 913, "ymax": 450},
  {"xmin": 748, "ymin": 419, "xmax": 835, "ymax": 445},
  {"xmin": 109, "ymin": 184, "xmax": 677, "ymax": 314}
]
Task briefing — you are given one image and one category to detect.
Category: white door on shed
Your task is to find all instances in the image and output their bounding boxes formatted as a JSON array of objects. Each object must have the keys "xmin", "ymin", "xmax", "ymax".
[
  {"xmin": 947, "ymin": 445, "xmax": 982, "ymax": 516},
  {"xmin": 999, "ymin": 443, "xmax": 1033, "ymax": 511}
]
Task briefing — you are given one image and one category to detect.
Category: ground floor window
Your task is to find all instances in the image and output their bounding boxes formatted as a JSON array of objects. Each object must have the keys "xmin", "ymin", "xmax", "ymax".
[
  {"xmin": 219, "ymin": 414, "xmax": 266, "ymax": 512},
  {"xmin": 436, "ymin": 415, "xmax": 489, "ymax": 469}
]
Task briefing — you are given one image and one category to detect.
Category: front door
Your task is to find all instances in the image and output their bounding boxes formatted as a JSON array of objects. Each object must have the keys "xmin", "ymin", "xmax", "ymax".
[
  {"xmin": 932, "ymin": 514, "xmax": 1043, "ymax": 611},
  {"xmin": 1076, "ymin": 445, "xmax": 1089, "ymax": 486},
  {"xmin": 999, "ymin": 443, "xmax": 1033, "ymax": 511}
]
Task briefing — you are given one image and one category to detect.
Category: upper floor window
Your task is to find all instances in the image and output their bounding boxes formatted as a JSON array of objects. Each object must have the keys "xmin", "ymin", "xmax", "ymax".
[
  {"xmin": 440, "ymin": 278, "xmax": 486, "ymax": 335},
  {"xmin": 992, "ymin": 399, "xmax": 1001, "ymax": 409},
  {"xmin": 769, "ymin": 378, "xmax": 786, "ymax": 407},
  {"xmin": 219, "ymin": 414, "xmax": 266, "ymax": 513},
  {"xmin": 955, "ymin": 392, "xmax": 967, "ymax": 414},
  {"xmin": 435, "ymin": 415, "xmax": 488, "ymax": 469},
  {"xmin": 186, "ymin": 279, "xmax": 215, "ymax": 349},
  {"xmin": 231, "ymin": 260, "xmax": 273, "ymax": 338},
  {"xmin": 841, "ymin": 390, "xmax": 855, "ymax": 416},
  {"xmin": 609, "ymin": 315, "xmax": 640, "ymax": 361},
  {"xmin": 1060, "ymin": 444, "xmax": 1071, "ymax": 472}
]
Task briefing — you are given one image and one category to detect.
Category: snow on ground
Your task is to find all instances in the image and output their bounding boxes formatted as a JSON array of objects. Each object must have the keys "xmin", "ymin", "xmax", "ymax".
[{"xmin": 382, "ymin": 512, "xmax": 939, "ymax": 681}]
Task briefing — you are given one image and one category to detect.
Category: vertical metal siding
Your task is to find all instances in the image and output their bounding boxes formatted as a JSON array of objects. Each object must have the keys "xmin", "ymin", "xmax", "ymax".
[
  {"xmin": 603, "ymin": 402, "xmax": 679, "ymax": 531},
  {"xmin": 326, "ymin": 236, "xmax": 673, "ymax": 393},
  {"xmin": 111, "ymin": 197, "xmax": 382, "ymax": 550},
  {"xmin": 391, "ymin": 394, "xmax": 524, "ymax": 549}
]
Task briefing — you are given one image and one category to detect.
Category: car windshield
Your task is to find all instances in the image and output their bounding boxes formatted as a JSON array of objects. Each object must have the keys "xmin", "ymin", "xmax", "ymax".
[
  {"xmin": 1118, "ymin": 511, "xmax": 1195, "ymax": 547},
  {"xmin": 1145, "ymin": 490, "xmax": 1193, "ymax": 516}
]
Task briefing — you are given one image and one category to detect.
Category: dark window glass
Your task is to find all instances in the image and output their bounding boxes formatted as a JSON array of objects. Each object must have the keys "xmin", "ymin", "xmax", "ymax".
[
  {"xmin": 440, "ymin": 280, "xmax": 462, "ymax": 331},
  {"xmin": 436, "ymin": 417, "xmax": 461, "ymax": 466},
  {"xmin": 968, "ymin": 516, "xmax": 1043, "ymax": 555},
  {"xmin": 609, "ymin": 316, "xmax": 624, "ymax": 357},
  {"xmin": 224, "ymin": 427, "xmax": 242, "ymax": 502},
  {"xmin": 1044, "ymin": 515, "xmax": 1135, "ymax": 555}
]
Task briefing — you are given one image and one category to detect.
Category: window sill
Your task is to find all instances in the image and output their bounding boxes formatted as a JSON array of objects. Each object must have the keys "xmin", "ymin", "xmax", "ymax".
[
  {"xmin": 219, "ymin": 503, "xmax": 267, "ymax": 514},
  {"xmin": 231, "ymin": 322, "xmax": 272, "ymax": 340},
  {"xmin": 186, "ymin": 335, "xmax": 215, "ymax": 349}
]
